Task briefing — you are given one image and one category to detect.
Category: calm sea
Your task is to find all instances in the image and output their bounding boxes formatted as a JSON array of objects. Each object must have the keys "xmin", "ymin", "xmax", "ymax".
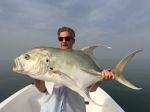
[{"xmin": 0, "ymin": 59, "xmax": 150, "ymax": 112}]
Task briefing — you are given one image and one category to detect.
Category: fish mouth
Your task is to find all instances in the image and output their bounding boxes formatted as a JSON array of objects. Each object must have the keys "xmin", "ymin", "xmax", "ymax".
[{"xmin": 13, "ymin": 58, "xmax": 24, "ymax": 73}]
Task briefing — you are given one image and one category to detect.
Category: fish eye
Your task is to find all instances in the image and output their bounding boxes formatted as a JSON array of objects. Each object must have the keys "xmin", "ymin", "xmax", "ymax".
[
  {"xmin": 46, "ymin": 59, "xmax": 49, "ymax": 63},
  {"xmin": 49, "ymin": 67, "xmax": 53, "ymax": 70},
  {"xmin": 24, "ymin": 54, "xmax": 30, "ymax": 60}
]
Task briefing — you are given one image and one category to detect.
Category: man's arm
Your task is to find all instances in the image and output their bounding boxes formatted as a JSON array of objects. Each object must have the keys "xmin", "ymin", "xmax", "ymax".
[
  {"xmin": 89, "ymin": 69, "xmax": 114, "ymax": 92},
  {"xmin": 34, "ymin": 79, "xmax": 47, "ymax": 92}
]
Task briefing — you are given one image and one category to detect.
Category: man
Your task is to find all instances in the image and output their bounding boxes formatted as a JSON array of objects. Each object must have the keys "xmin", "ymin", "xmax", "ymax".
[{"xmin": 35, "ymin": 26, "xmax": 114, "ymax": 112}]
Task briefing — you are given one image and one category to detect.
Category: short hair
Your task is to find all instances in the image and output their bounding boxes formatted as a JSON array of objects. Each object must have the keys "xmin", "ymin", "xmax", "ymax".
[{"xmin": 57, "ymin": 26, "xmax": 75, "ymax": 38}]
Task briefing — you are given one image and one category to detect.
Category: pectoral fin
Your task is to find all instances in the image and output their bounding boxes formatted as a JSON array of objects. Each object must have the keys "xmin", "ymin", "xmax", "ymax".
[
  {"xmin": 80, "ymin": 68, "xmax": 100, "ymax": 76},
  {"xmin": 45, "ymin": 81, "xmax": 55, "ymax": 94}
]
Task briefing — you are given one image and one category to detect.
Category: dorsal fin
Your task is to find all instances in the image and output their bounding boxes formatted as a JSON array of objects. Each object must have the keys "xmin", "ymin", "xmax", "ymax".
[
  {"xmin": 80, "ymin": 44, "xmax": 111, "ymax": 69},
  {"xmin": 80, "ymin": 44, "xmax": 111, "ymax": 57}
]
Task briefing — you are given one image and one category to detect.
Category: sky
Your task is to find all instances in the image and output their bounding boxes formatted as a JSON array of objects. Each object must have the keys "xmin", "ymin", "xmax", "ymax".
[{"xmin": 0, "ymin": 0, "xmax": 150, "ymax": 60}]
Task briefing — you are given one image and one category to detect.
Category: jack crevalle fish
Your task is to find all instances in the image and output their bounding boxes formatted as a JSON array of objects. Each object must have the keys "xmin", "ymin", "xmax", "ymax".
[{"xmin": 13, "ymin": 44, "xmax": 142, "ymax": 106}]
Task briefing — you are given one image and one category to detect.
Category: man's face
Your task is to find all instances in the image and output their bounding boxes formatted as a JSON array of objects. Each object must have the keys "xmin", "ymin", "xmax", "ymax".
[{"xmin": 58, "ymin": 31, "xmax": 75, "ymax": 49}]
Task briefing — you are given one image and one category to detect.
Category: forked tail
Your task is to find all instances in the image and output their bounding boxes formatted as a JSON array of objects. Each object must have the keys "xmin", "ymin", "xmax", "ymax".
[{"xmin": 112, "ymin": 49, "xmax": 143, "ymax": 90}]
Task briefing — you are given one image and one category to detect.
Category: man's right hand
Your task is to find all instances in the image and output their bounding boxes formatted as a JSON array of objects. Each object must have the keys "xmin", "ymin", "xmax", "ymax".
[
  {"xmin": 101, "ymin": 69, "xmax": 115, "ymax": 80},
  {"xmin": 88, "ymin": 69, "xmax": 115, "ymax": 92},
  {"xmin": 34, "ymin": 79, "xmax": 47, "ymax": 93}
]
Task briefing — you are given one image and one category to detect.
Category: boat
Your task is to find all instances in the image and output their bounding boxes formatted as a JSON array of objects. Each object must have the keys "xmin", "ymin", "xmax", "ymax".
[{"xmin": 0, "ymin": 84, "xmax": 125, "ymax": 112}]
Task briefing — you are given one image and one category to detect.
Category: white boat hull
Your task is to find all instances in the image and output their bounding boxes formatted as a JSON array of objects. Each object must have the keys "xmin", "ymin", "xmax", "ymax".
[
  {"xmin": 0, "ymin": 85, "xmax": 124, "ymax": 112},
  {"xmin": 0, "ymin": 85, "xmax": 42, "ymax": 112}
]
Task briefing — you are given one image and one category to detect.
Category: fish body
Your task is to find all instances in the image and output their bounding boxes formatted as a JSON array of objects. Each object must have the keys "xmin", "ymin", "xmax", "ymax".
[
  {"xmin": 47, "ymin": 48, "xmax": 101, "ymax": 87},
  {"xmin": 13, "ymin": 44, "xmax": 142, "ymax": 106}
]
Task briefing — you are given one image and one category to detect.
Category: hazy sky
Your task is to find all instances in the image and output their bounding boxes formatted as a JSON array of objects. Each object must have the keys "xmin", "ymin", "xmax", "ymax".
[{"xmin": 0, "ymin": 0, "xmax": 150, "ymax": 60}]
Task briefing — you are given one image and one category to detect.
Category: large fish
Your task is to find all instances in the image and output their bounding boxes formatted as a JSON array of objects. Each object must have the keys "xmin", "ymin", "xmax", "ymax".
[{"xmin": 13, "ymin": 44, "xmax": 142, "ymax": 106}]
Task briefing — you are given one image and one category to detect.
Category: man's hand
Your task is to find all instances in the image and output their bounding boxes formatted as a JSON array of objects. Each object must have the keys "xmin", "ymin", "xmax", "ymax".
[
  {"xmin": 89, "ymin": 69, "xmax": 115, "ymax": 92},
  {"xmin": 34, "ymin": 79, "xmax": 47, "ymax": 93},
  {"xmin": 101, "ymin": 69, "xmax": 115, "ymax": 80}
]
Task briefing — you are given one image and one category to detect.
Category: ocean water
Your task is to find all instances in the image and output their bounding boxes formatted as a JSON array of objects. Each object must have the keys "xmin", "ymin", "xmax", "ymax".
[{"xmin": 0, "ymin": 59, "xmax": 150, "ymax": 112}]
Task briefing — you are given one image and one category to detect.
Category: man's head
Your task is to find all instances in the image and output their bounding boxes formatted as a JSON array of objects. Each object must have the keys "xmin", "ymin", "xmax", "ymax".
[{"xmin": 57, "ymin": 26, "xmax": 75, "ymax": 49}]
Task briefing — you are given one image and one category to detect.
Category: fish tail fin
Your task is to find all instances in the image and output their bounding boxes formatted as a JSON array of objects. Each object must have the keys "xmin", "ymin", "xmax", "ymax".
[{"xmin": 112, "ymin": 49, "xmax": 143, "ymax": 90}]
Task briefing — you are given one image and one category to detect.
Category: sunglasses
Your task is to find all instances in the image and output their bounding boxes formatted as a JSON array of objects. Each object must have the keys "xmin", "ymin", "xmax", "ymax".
[{"xmin": 58, "ymin": 36, "xmax": 72, "ymax": 41}]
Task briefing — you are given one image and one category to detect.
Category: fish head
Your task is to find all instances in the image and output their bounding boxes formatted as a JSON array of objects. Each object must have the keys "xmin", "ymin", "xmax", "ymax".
[{"xmin": 13, "ymin": 48, "xmax": 52, "ymax": 78}]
